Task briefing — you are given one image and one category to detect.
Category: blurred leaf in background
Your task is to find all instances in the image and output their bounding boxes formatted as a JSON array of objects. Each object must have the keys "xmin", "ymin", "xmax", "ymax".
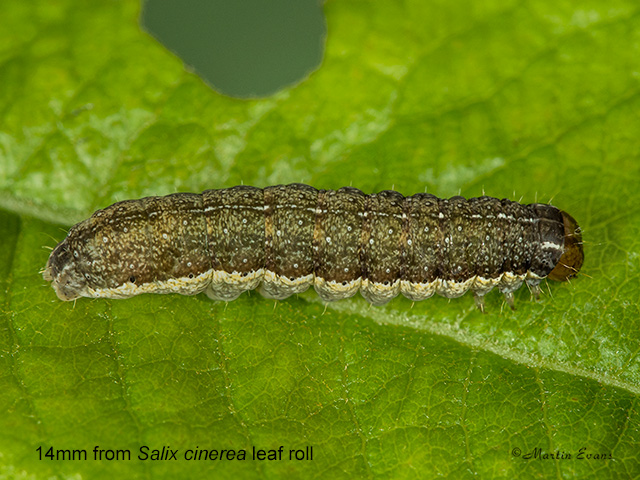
[
  {"xmin": 1, "ymin": 0, "xmax": 640, "ymax": 479},
  {"xmin": 141, "ymin": 0, "xmax": 326, "ymax": 97}
]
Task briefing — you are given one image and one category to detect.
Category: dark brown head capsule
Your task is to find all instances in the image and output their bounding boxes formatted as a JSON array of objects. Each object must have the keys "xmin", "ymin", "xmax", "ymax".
[{"xmin": 547, "ymin": 211, "xmax": 584, "ymax": 281}]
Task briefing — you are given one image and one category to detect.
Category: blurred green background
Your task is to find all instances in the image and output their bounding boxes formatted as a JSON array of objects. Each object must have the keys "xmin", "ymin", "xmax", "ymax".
[
  {"xmin": 141, "ymin": 0, "xmax": 326, "ymax": 97},
  {"xmin": 1, "ymin": 0, "xmax": 640, "ymax": 479}
]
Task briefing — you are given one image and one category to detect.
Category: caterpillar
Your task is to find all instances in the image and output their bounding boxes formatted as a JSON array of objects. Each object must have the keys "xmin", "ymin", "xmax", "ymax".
[{"xmin": 43, "ymin": 184, "xmax": 584, "ymax": 311}]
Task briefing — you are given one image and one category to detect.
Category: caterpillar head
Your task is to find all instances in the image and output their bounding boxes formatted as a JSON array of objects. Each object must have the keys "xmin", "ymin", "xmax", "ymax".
[{"xmin": 548, "ymin": 211, "xmax": 584, "ymax": 281}]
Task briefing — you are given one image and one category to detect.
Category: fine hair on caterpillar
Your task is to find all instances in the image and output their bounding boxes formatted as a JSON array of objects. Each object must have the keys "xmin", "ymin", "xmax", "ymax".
[{"xmin": 43, "ymin": 184, "xmax": 584, "ymax": 311}]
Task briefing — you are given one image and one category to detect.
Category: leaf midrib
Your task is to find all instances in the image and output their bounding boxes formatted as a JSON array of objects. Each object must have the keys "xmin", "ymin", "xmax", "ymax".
[{"xmin": 316, "ymin": 296, "xmax": 640, "ymax": 396}]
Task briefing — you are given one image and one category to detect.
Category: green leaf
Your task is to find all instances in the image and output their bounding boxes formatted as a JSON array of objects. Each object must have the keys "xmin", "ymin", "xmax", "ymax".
[{"xmin": 2, "ymin": 0, "xmax": 640, "ymax": 478}]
